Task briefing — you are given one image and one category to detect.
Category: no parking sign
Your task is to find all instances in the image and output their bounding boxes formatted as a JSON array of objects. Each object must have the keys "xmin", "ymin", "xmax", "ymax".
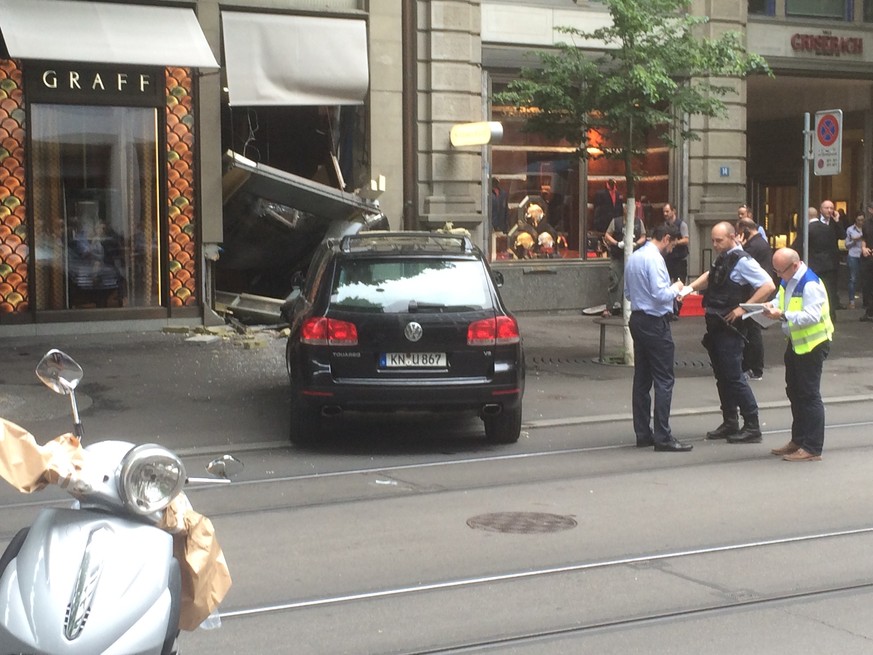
[{"xmin": 813, "ymin": 109, "xmax": 842, "ymax": 176}]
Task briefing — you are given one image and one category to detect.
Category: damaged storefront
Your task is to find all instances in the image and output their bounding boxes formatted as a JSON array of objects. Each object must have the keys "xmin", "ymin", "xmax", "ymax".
[
  {"xmin": 0, "ymin": 0, "xmax": 387, "ymax": 334},
  {"xmin": 215, "ymin": 9, "xmax": 381, "ymax": 319},
  {"xmin": 0, "ymin": 0, "xmax": 218, "ymax": 332}
]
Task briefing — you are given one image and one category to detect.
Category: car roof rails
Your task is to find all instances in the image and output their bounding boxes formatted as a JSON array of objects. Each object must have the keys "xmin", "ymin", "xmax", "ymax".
[{"xmin": 340, "ymin": 232, "xmax": 474, "ymax": 254}]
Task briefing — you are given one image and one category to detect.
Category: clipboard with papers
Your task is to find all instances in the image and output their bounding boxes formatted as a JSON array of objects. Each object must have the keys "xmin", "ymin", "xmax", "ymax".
[{"xmin": 739, "ymin": 303, "xmax": 779, "ymax": 327}]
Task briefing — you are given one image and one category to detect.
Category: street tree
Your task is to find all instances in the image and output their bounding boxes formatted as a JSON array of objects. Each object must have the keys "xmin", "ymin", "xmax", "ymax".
[{"xmin": 497, "ymin": 0, "xmax": 771, "ymax": 364}]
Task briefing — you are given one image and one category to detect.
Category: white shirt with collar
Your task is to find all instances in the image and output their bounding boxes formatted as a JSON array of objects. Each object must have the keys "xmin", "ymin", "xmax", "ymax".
[{"xmin": 780, "ymin": 262, "xmax": 828, "ymax": 337}]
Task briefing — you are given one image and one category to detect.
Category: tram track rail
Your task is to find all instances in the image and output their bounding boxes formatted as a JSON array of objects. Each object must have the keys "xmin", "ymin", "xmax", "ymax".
[
  {"xmin": 2, "ymin": 416, "xmax": 873, "ymax": 523},
  {"xmin": 401, "ymin": 583, "xmax": 873, "ymax": 654},
  {"xmin": 219, "ymin": 526, "xmax": 873, "ymax": 621}
]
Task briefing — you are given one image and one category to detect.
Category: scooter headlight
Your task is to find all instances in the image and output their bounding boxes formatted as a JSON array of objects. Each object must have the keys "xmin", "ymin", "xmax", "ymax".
[{"xmin": 119, "ymin": 444, "xmax": 186, "ymax": 515}]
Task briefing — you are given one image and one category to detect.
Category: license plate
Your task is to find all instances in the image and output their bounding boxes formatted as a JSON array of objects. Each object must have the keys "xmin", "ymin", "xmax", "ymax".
[{"xmin": 380, "ymin": 352, "xmax": 446, "ymax": 368}]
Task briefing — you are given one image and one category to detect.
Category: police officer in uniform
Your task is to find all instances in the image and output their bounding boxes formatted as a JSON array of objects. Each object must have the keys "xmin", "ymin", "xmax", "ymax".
[{"xmin": 688, "ymin": 222, "xmax": 776, "ymax": 443}]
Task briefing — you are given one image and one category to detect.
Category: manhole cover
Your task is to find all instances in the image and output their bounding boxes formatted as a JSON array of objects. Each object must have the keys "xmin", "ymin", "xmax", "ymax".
[{"xmin": 467, "ymin": 512, "xmax": 577, "ymax": 534}]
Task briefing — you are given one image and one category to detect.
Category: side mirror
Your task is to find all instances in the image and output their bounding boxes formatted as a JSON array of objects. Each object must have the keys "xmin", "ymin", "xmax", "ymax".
[
  {"xmin": 290, "ymin": 271, "xmax": 305, "ymax": 290},
  {"xmin": 36, "ymin": 349, "xmax": 83, "ymax": 395},
  {"xmin": 206, "ymin": 455, "xmax": 244, "ymax": 480},
  {"xmin": 492, "ymin": 270, "xmax": 505, "ymax": 288}
]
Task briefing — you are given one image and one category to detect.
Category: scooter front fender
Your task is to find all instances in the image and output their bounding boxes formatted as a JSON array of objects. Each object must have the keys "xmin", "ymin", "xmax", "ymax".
[{"xmin": 0, "ymin": 508, "xmax": 179, "ymax": 655}]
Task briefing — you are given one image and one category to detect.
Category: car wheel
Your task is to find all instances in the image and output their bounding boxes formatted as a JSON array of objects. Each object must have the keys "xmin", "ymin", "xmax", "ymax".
[
  {"xmin": 483, "ymin": 405, "xmax": 522, "ymax": 444},
  {"xmin": 290, "ymin": 393, "xmax": 320, "ymax": 445}
]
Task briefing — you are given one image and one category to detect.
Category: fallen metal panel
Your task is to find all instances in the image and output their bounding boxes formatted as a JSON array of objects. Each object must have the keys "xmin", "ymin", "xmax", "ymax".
[
  {"xmin": 218, "ymin": 151, "xmax": 387, "ymax": 300},
  {"xmin": 223, "ymin": 151, "xmax": 380, "ymax": 221}
]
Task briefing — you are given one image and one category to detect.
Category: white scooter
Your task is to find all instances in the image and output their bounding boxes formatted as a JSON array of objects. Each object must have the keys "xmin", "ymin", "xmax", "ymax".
[{"xmin": 0, "ymin": 349, "xmax": 241, "ymax": 654}]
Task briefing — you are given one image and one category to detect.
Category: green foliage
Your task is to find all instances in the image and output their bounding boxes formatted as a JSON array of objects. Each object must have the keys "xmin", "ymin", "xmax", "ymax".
[{"xmin": 496, "ymin": 0, "xmax": 771, "ymax": 193}]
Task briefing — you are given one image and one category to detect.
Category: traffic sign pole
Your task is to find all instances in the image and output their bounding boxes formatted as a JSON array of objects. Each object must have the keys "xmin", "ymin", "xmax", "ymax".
[{"xmin": 802, "ymin": 112, "xmax": 810, "ymax": 263}]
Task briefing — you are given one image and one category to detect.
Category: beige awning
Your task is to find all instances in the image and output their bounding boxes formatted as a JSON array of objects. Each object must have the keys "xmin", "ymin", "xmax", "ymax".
[
  {"xmin": 221, "ymin": 11, "xmax": 369, "ymax": 107},
  {"xmin": 0, "ymin": 0, "xmax": 218, "ymax": 68}
]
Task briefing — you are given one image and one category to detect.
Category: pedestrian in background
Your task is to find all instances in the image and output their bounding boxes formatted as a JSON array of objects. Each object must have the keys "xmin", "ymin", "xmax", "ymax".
[
  {"xmin": 738, "ymin": 204, "xmax": 767, "ymax": 240},
  {"xmin": 662, "ymin": 203, "xmax": 689, "ymax": 319},
  {"xmin": 791, "ymin": 201, "xmax": 841, "ymax": 322},
  {"xmin": 737, "ymin": 216, "xmax": 774, "ymax": 381},
  {"xmin": 602, "ymin": 211, "xmax": 646, "ymax": 317},
  {"xmin": 844, "ymin": 213, "xmax": 864, "ymax": 310},
  {"xmin": 763, "ymin": 248, "xmax": 834, "ymax": 462},
  {"xmin": 623, "ymin": 224, "xmax": 692, "ymax": 452},
  {"xmin": 858, "ymin": 202, "xmax": 873, "ymax": 322},
  {"xmin": 688, "ymin": 222, "xmax": 775, "ymax": 444}
]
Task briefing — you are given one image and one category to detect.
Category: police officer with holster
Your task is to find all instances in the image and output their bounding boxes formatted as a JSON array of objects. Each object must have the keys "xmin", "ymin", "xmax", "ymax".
[{"xmin": 688, "ymin": 222, "xmax": 776, "ymax": 443}]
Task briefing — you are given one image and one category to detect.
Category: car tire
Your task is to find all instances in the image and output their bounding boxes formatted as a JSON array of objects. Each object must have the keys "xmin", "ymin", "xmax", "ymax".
[
  {"xmin": 484, "ymin": 405, "xmax": 522, "ymax": 444},
  {"xmin": 290, "ymin": 393, "xmax": 320, "ymax": 445}
]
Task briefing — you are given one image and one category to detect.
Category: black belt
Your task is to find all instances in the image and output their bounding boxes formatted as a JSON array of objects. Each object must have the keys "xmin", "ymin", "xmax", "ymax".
[{"xmin": 631, "ymin": 310, "xmax": 669, "ymax": 319}]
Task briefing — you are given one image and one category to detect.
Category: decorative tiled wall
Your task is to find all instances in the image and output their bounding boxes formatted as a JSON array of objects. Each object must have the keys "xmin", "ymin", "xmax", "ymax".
[
  {"xmin": 0, "ymin": 59, "xmax": 27, "ymax": 314},
  {"xmin": 166, "ymin": 66, "xmax": 197, "ymax": 307}
]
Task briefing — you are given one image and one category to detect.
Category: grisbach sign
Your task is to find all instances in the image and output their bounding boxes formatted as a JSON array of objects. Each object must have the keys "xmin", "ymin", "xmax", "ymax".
[
  {"xmin": 24, "ymin": 63, "xmax": 163, "ymax": 106},
  {"xmin": 790, "ymin": 32, "xmax": 864, "ymax": 57}
]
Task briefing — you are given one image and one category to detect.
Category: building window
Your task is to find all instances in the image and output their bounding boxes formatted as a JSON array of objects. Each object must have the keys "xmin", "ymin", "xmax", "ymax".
[
  {"xmin": 786, "ymin": 0, "xmax": 850, "ymax": 20},
  {"xmin": 31, "ymin": 105, "xmax": 161, "ymax": 310},
  {"xmin": 865, "ymin": 0, "xmax": 873, "ymax": 21},
  {"xmin": 748, "ymin": 0, "xmax": 775, "ymax": 16}
]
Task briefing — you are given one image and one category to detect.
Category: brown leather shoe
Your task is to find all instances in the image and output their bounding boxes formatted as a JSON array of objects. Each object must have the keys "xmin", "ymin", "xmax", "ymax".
[
  {"xmin": 782, "ymin": 448, "xmax": 822, "ymax": 462},
  {"xmin": 771, "ymin": 441, "xmax": 800, "ymax": 456}
]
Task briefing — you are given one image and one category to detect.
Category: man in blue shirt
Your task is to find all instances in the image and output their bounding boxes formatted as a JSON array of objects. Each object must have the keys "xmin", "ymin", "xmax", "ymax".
[
  {"xmin": 689, "ymin": 222, "xmax": 776, "ymax": 444},
  {"xmin": 624, "ymin": 224, "xmax": 692, "ymax": 452}
]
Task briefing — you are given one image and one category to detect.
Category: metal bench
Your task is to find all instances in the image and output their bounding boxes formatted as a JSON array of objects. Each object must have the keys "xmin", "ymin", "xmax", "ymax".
[{"xmin": 592, "ymin": 316, "xmax": 628, "ymax": 363}]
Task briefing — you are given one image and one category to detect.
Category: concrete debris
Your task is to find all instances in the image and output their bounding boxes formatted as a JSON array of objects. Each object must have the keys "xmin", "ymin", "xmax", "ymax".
[{"xmin": 185, "ymin": 334, "xmax": 221, "ymax": 345}]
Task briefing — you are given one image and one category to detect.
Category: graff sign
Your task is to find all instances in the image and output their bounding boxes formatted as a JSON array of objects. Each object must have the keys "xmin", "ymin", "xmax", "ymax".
[
  {"xmin": 790, "ymin": 33, "xmax": 863, "ymax": 56},
  {"xmin": 24, "ymin": 63, "xmax": 163, "ymax": 106}
]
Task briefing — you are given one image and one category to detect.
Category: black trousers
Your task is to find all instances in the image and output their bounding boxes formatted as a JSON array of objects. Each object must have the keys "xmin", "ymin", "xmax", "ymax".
[
  {"xmin": 741, "ymin": 320, "xmax": 764, "ymax": 377},
  {"xmin": 819, "ymin": 268, "xmax": 839, "ymax": 320},
  {"xmin": 704, "ymin": 316, "xmax": 758, "ymax": 420},
  {"xmin": 862, "ymin": 256, "xmax": 873, "ymax": 315},
  {"xmin": 629, "ymin": 312, "xmax": 675, "ymax": 444},
  {"xmin": 784, "ymin": 341, "xmax": 829, "ymax": 455}
]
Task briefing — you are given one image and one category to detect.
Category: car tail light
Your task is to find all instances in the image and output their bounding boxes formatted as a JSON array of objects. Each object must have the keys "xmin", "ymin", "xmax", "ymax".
[
  {"xmin": 467, "ymin": 316, "xmax": 520, "ymax": 346},
  {"xmin": 301, "ymin": 317, "xmax": 358, "ymax": 345}
]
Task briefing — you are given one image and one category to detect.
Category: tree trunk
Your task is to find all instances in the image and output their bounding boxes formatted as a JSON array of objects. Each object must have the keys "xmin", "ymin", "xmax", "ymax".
[{"xmin": 622, "ymin": 145, "xmax": 636, "ymax": 366}]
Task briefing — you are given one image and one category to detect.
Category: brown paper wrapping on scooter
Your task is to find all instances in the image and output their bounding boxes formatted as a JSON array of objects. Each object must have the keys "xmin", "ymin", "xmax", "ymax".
[
  {"xmin": 0, "ymin": 417, "xmax": 232, "ymax": 631},
  {"xmin": 162, "ymin": 495, "xmax": 233, "ymax": 630},
  {"xmin": 0, "ymin": 418, "xmax": 86, "ymax": 492}
]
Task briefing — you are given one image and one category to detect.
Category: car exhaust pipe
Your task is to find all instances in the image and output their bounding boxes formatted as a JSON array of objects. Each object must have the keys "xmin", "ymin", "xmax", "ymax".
[
  {"xmin": 321, "ymin": 405, "xmax": 343, "ymax": 417},
  {"xmin": 481, "ymin": 404, "xmax": 502, "ymax": 418}
]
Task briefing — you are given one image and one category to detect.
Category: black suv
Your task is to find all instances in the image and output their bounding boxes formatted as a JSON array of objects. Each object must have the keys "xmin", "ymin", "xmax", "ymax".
[{"xmin": 282, "ymin": 232, "xmax": 525, "ymax": 444}]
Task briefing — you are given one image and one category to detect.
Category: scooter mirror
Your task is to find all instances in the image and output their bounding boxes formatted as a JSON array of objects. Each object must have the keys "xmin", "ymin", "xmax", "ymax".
[
  {"xmin": 206, "ymin": 454, "xmax": 244, "ymax": 480},
  {"xmin": 36, "ymin": 349, "xmax": 84, "ymax": 396}
]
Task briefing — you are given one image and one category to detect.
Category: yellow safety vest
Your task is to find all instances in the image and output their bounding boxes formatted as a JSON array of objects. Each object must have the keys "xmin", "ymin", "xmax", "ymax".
[{"xmin": 777, "ymin": 270, "xmax": 834, "ymax": 354}]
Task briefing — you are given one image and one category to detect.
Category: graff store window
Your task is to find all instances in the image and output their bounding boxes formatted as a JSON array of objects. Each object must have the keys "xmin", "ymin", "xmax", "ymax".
[{"xmin": 31, "ymin": 105, "xmax": 160, "ymax": 310}]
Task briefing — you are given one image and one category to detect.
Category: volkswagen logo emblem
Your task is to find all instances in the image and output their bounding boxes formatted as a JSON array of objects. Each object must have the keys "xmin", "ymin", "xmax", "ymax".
[{"xmin": 404, "ymin": 322, "xmax": 423, "ymax": 342}]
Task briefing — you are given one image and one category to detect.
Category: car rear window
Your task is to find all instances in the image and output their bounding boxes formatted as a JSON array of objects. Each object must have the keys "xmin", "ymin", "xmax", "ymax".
[{"xmin": 331, "ymin": 259, "xmax": 492, "ymax": 313}]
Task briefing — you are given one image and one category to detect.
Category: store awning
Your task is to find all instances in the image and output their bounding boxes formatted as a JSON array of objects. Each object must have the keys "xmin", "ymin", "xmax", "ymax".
[
  {"xmin": 0, "ymin": 0, "xmax": 218, "ymax": 68},
  {"xmin": 221, "ymin": 12, "xmax": 369, "ymax": 106}
]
